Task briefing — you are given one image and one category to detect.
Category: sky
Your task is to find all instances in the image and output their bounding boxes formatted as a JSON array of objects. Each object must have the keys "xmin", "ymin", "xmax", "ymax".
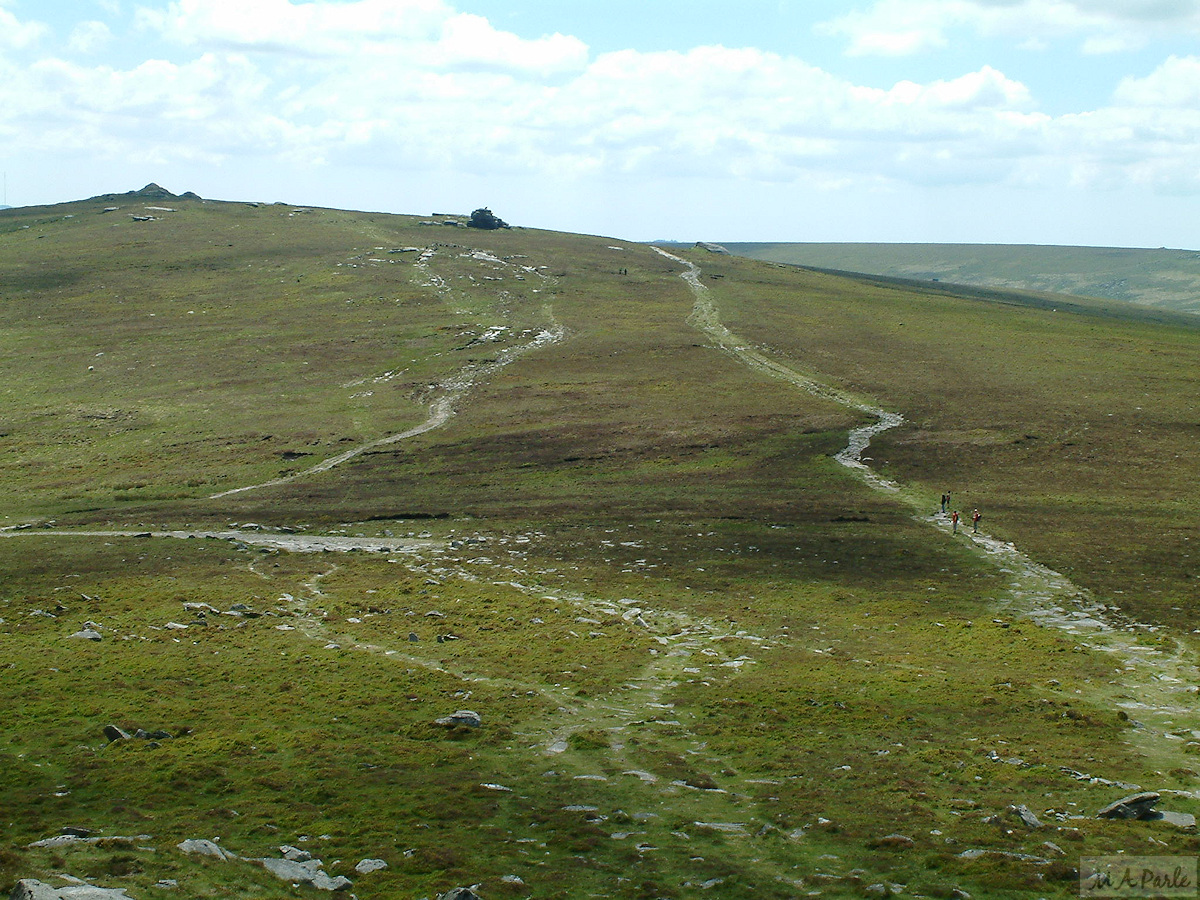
[{"xmin": 2, "ymin": 0, "xmax": 1200, "ymax": 247}]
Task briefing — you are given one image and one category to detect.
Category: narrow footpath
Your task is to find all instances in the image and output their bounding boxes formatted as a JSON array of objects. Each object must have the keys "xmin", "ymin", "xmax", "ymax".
[{"xmin": 655, "ymin": 246, "xmax": 1200, "ymax": 790}]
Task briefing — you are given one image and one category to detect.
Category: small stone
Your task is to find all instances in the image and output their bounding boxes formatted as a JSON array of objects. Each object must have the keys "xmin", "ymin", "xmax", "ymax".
[
  {"xmin": 438, "ymin": 889, "xmax": 483, "ymax": 900},
  {"xmin": 354, "ymin": 858, "xmax": 388, "ymax": 874},
  {"xmin": 69, "ymin": 629, "xmax": 103, "ymax": 641},
  {"xmin": 103, "ymin": 725, "xmax": 131, "ymax": 742}
]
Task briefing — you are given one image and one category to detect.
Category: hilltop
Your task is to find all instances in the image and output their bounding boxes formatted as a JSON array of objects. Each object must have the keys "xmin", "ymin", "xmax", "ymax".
[
  {"xmin": 1, "ymin": 192, "xmax": 1198, "ymax": 899},
  {"xmin": 725, "ymin": 241, "xmax": 1200, "ymax": 316}
]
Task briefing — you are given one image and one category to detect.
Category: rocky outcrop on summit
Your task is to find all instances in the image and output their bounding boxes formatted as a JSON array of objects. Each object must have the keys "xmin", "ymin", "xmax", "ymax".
[{"xmin": 89, "ymin": 184, "xmax": 201, "ymax": 203}]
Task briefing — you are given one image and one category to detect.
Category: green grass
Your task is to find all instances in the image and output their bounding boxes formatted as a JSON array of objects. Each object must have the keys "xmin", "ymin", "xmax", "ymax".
[
  {"xmin": 697, "ymin": 253, "xmax": 1200, "ymax": 631},
  {"xmin": 1, "ymin": 195, "xmax": 1198, "ymax": 898}
]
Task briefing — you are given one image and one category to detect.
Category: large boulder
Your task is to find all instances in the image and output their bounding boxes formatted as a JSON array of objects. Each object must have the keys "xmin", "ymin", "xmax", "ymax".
[
  {"xmin": 435, "ymin": 710, "xmax": 481, "ymax": 728},
  {"xmin": 1097, "ymin": 791, "xmax": 1160, "ymax": 819}
]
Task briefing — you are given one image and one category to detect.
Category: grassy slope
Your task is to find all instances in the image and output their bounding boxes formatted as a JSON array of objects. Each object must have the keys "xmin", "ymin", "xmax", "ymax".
[
  {"xmin": 700, "ymin": 255, "xmax": 1200, "ymax": 632},
  {"xmin": 724, "ymin": 242, "xmax": 1200, "ymax": 315},
  {"xmin": 0, "ymin": 198, "xmax": 1197, "ymax": 899}
]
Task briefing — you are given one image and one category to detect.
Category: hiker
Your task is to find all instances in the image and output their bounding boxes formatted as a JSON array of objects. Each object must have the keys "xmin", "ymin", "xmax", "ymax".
[
  {"xmin": 951, "ymin": 510, "xmax": 960, "ymax": 534},
  {"xmin": 972, "ymin": 509, "xmax": 982, "ymax": 533},
  {"xmin": 940, "ymin": 493, "xmax": 948, "ymax": 513}
]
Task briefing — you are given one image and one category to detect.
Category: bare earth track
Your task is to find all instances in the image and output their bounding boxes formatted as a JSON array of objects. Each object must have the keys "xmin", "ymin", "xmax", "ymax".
[
  {"xmin": 3, "ymin": 237, "xmax": 1198, "ymax": 897},
  {"xmin": 5, "ymin": 247, "xmax": 1198, "ymax": 798},
  {"xmin": 656, "ymin": 246, "xmax": 1200, "ymax": 794}
]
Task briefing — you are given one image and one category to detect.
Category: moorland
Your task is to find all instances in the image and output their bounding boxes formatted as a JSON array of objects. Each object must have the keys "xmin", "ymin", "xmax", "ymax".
[
  {"xmin": 724, "ymin": 242, "xmax": 1200, "ymax": 316},
  {"xmin": 0, "ymin": 186, "xmax": 1198, "ymax": 899}
]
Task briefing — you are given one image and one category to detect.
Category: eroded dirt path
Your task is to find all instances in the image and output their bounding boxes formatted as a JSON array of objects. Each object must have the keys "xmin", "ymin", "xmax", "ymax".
[
  {"xmin": 657, "ymin": 246, "xmax": 1200, "ymax": 790},
  {"xmin": 211, "ymin": 244, "xmax": 566, "ymax": 499}
]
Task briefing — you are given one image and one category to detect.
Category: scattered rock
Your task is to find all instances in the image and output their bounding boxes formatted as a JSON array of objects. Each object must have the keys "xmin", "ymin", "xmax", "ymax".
[
  {"xmin": 280, "ymin": 845, "xmax": 312, "ymax": 861},
  {"xmin": 871, "ymin": 833, "xmax": 914, "ymax": 849},
  {"xmin": 435, "ymin": 710, "xmax": 481, "ymax": 728},
  {"xmin": 27, "ymin": 835, "xmax": 86, "ymax": 849},
  {"xmin": 68, "ymin": 629, "xmax": 103, "ymax": 642},
  {"xmin": 354, "ymin": 858, "xmax": 388, "ymax": 874},
  {"xmin": 103, "ymin": 725, "xmax": 131, "ymax": 742},
  {"xmin": 1097, "ymin": 791, "xmax": 1160, "ymax": 819},
  {"xmin": 9, "ymin": 880, "xmax": 135, "ymax": 899},
  {"xmin": 176, "ymin": 838, "xmax": 235, "ymax": 860},
  {"xmin": 182, "ymin": 602, "xmax": 220, "ymax": 615},
  {"xmin": 254, "ymin": 856, "xmax": 351, "ymax": 892},
  {"xmin": 958, "ymin": 848, "xmax": 1050, "ymax": 863},
  {"xmin": 438, "ymin": 889, "xmax": 483, "ymax": 900},
  {"xmin": 9, "ymin": 880, "xmax": 60, "ymax": 900},
  {"xmin": 408, "ymin": 632, "xmax": 420, "ymax": 642},
  {"xmin": 257, "ymin": 857, "xmax": 322, "ymax": 882},
  {"xmin": 1008, "ymin": 804, "xmax": 1044, "ymax": 829},
  {"xmin": 133, "ymin": 729, "xmax": 172, "ymax": 741},
  {"xmin": 312, "ymin": 873, "xmax": 352, "ymax": 892}
]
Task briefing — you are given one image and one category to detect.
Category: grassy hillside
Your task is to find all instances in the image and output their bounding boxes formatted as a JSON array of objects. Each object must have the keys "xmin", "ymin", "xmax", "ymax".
[
  {"xmin": 725, "ymin": 242, "xmax": 1200, "ymax": 316},
  {"xmin": 1, "ymin": 191, "xmax": 1198, "ymax": 899}
]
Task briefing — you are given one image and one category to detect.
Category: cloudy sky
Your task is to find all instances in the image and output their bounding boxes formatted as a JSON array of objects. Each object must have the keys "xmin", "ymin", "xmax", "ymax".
[{"xmin": 3, "ymin": 0, "xmax": 1200, "ymax": 246}]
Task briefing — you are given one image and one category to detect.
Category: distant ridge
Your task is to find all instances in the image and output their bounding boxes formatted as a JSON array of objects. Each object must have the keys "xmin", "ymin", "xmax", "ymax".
[{"xmin": 725, "ymin": 241, "xmax": 1200, "ymax": 316}]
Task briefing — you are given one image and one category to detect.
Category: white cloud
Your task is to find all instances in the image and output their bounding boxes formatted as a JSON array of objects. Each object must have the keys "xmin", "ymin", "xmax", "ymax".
[
  {"xmin": 138, "ymin": 0, "xmax": 587, "ymax": 74},
  {"xmin": 69, "ymin": 21, "xmax": 114, "ymax": 54},
  {"xmin": 818, "ymin": 0, "xmax": 1200, "ymax": 56},
  {"xmin": 0, "ymin": 3, "xmax": 48, "ymax": 50},
  {"xmin": 5, "ymin": 0, "xmax": 1199, "ymax": 231},
  {"xmin": 1114, "ymin": 55, "xmax": 1200, "ymax": 107},
  {"xmin": 0, "ymin": 51, "xmax": 278, "ymax": 164},
  {"xmin": 136, "ymin": 0, "xmax": 449, "ymax": 53}
]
